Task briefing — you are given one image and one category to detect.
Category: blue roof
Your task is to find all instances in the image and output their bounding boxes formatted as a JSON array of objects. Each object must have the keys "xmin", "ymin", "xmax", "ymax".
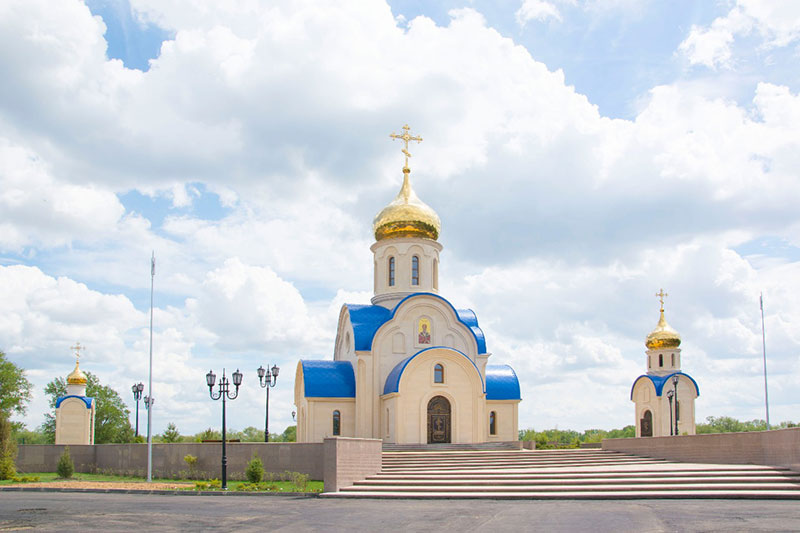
[
  {"xmin": 55, "ymin": 395, "xmax": 94, "ymax": 409},
  {"xmin": 630, "ymin": 372, "xmax": 700, "ymax": 400},
  {"xmin": 345, "ymin": 304, "xmax": 392, "ymax": 351},
  {"xmin": 383, "ymin": 346, "xmax": 484, "ymax": 395},
  {"xmin": 344, "ymin": 293, "xmax": 487, "ymax": 354},
  {"xmin": 486, "ymin": 365, "xmax": 521, "ymax": 400},
  {"xmin": 301, "ymin": 360, "xmax": 355, "ymax": 398}
]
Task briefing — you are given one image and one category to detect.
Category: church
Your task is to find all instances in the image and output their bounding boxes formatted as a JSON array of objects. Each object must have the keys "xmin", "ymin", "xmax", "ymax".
[{"xmin": 294, "ymin": 125, "xmax": 521, "ymax": 444}]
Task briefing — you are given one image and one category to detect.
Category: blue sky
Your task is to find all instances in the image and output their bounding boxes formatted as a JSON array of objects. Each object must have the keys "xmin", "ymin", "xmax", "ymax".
[{"xmin": 1, "ymin": 0, "xmax": 799, "ymax": 436}]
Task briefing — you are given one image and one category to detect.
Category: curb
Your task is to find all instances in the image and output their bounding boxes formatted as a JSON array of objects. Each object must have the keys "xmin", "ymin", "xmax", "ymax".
[{"xmin": 0, "ymin": 486, "xmax": 320, "ymax": 497}]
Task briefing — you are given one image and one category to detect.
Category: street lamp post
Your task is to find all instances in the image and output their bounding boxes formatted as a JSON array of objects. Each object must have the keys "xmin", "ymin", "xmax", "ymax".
[
  {"xmin": 206, "ymin": 368, "xmax": 242, "ymax": 490},
  {"xmin": 666, "ymin": 389, "xmax": 674, "ymax": 436},
  {"xmin": 131, "ymin": 382, "xmax": 144, "ymax": 437},
  {"xmin": 257, "ymin": 364, "xmax": 279, "ymax": 442},
  {"xmin": 671, "ymin": 375, "xmax": 679, "ymax": 436}
]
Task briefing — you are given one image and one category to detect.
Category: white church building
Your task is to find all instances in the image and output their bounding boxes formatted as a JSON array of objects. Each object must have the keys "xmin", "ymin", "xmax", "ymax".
[{"xmin": 294, "ymin": 126, "xmax": 521, "ymax": 444}]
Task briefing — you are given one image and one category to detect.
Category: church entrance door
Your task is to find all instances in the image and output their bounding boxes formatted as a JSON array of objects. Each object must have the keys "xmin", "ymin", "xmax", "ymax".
[
  {"xmin": 640, "ymin": 410, "xmax": 653, "ymax": 437},
  {"xmin": 427, "ymin": 396, "xmax": 451, "ymax": 444}
]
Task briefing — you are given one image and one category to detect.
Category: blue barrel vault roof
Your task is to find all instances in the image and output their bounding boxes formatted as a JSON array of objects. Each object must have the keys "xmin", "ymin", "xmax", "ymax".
[
  {"xmin": 383, "ymin": 346, "xmax": 485, "ymax": 395},
  {"xmin": 344, "ymin": 292, "xmax": 487, "ymax": 353},
  {"xmin": 485, "ymin": 365, "xmax": 521, "ymax": 400},
  {"xmin": 630, "ymin": 372, "xmax": 700, "ymax": 400},
  {"xmin": 55, "ymin": 395, "xmax": 94, "ymax": 409},
  {"xmin": 300, "ymin": 360, "xmax": 356, "ymax": 398}
]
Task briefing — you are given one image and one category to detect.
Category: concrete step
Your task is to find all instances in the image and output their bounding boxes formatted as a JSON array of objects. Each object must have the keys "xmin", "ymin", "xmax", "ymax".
[
  {"xmin": 341, "ymin": 482, "xmax": 800, "ymax": 493},
  {"xmin": 322, "ymin": 489, "xmax": 800, "ymax": 500},
  {"xmin": 354, "ymin": 476, "xmax": 800, "ymax": 487}
]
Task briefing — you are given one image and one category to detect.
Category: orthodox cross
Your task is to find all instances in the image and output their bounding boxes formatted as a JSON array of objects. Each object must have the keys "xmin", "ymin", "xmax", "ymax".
[
  {"xmin": 70, "ymin": 342, "xmax": 84, "ymax": 362},
  {"xmin": 655, "ymin": 289, "xmax": 668, "ymax": 311},
  {"xmin": 390, "ymin": 124, "xmax": 423, "ymax": 170}
]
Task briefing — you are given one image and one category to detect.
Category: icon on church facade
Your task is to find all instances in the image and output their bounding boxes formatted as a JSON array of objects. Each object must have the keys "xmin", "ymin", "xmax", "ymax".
[{"xmin": 418, "ymin": 318, "xmax": 432, "ymax": 344}]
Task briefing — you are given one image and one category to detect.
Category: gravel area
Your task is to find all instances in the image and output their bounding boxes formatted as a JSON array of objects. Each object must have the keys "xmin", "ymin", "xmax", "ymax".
[{"xmin": 7, "ymin": 480, "xmax": 194, "ymax": 491}]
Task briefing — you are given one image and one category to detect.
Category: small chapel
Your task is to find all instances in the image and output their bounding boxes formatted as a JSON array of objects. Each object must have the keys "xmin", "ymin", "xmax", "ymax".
[
  {"xmin": 294, "ymin": 125, "xmax": 521, "ymax": 444},
  {"xmin": 630, "ymin": 292, "xmax": 699, "ymax": 437},
  {"xmin": 55, "ymin": 343, "xmax": 96, "ymax": 445}
]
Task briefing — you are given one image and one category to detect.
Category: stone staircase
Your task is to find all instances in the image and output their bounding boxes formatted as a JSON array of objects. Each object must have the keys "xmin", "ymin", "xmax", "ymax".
[{"xmin": 323, "ymin": 448, "xmax": 800, "ymax": 499}]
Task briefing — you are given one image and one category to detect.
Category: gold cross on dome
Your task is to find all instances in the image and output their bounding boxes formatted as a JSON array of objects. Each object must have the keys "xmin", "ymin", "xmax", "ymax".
[
  {"xmin": 70, "ymin": 342, "xmax": 83, "ymax": 362},
  {"xmin": 390, "ymin": 124, "xmax": 423, "ymax": 170},
  {"xmin": 655, "ymin": 289, "xmax": 668, "ymax": 311}
]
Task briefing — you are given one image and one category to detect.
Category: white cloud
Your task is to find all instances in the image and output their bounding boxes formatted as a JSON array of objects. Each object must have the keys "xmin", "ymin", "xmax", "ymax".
[
  {"xmin": 679, "ymin": 0, "xmax": 800, "ymax": 69},
  {"xmin": 516, "ymin": 0, "xmax": 563, "ymax": 25}
]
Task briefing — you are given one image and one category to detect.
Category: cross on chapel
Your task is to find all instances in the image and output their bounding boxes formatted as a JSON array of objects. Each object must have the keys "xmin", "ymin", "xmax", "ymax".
[
  {"xmin": 655, "ymin": 289, "xmax": 668, "ymax": 311},
  {"xmin": 390, "ymin": 124, "xmax": 422, "ymax": 170},
  {"xmin": 70, "ymin": 342, "xmax": 83, "ymax": 362}
]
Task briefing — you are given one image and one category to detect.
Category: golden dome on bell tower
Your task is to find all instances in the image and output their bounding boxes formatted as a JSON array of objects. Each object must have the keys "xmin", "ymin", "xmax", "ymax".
[
  {"xmin": 645, "ymin": 289, "xmax": 682, "ymax": 350},
  {"xmin": 67, "ymin": 342, "xmax": 88, "ymax": 385},
  {"xmin": 373, "ymin": 124, "xmax": 441, "ymax": 242}
]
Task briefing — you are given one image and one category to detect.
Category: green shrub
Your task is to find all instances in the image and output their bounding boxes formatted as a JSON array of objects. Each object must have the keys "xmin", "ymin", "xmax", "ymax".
[
  {"xmin": 245, "ymin": 453, "xmax": 264, "ymax": 483},
  {"xmin": 56, "ymin": 447, "xmax": 74, "ymax": 478},
  {"xmin": 194, "ymin": 478, "xmax": 222, "ymax": 491},
  {"xmin": 11, "ymin": 475, "xmax": 39, "ymax": 483},
  {"xmin": 0, "ymin": 415, "xmax": 17, "ymax": 480}
]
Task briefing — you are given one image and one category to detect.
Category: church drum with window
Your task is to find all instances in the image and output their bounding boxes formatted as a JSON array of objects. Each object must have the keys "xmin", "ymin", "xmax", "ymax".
[{"xmin": 294, "ymin": 125, "xmax": 521, "ymax": 444}]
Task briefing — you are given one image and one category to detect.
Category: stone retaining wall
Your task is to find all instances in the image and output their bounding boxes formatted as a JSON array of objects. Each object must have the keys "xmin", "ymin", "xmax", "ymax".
[
  {"xmin": 323, "ymin": 437, "xmax": 383, "ymax": 492},
  {"xmin": 603, "ymin": 427, "xmax": 800, "ymax": 472}
]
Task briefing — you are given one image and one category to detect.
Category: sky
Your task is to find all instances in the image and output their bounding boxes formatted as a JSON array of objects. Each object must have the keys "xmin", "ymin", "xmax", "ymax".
[{"xmin": 1, "ymin": 0, "xmax": 799, "ymax": 437}]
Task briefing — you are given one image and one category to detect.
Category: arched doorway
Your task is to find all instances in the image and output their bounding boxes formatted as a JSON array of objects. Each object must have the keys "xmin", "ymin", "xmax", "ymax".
[
  {"xmin": 640, "ymin": 410, "xmax": 653, "ymax": 437},
  {"xmin": 427, "ymin": 396, "xmax": 451, "ymax": 444}
]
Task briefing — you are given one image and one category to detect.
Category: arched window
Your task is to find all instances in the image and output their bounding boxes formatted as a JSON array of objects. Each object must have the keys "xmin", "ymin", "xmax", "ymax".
[
  {"xmin": 433, "ymin": 259, "xmax": 438, "ymax": 290},
  {"xmin": 388, "ymin": 257, "xmax": 395, "ymax": 286},
  {"xmin": 332, "ymin": 410, "xmax": 341, "ymax": 436},
  {"xmin": 386, "ymin": 409, "xmax": 390, "ymax": 436},
  {"xmin": 675, "ymin": 401, "xmax": 680, "ymax": 422},
  {"xmin": 434, "ymin": 363, "xmax": 444, "ymax": 384},
  {"xmin": 648, "ymin": 356, "xmax": 651, "ymax": 369},
  {"xmin": 489, "ymin": 411, "xmax": 497, "ymax": 435},
  {"xmin": 671, "ymin": 353, "xmax": 675, "ymax": 366},
  {"xmin": 411, "ymin": 256, "xmax": 419, "ymax": 285},
  {"xmin": 659, "ymin": 354, "xmax": 663, "ymax": 367}
]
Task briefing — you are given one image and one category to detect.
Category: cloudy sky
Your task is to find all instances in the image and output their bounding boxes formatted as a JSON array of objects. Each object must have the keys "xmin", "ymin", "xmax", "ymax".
[{"xmin": 2, "ymin": 0, "xmax": 799, "ymax": 436}]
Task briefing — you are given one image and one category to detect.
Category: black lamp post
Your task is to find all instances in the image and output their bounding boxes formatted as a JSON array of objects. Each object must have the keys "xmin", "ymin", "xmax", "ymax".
[
  {"xmin": 131, "ymin": 382, "xmax": 144, "ymax": 437},
  {"xmin": 666, "ymin": 389, "xmax": 674, "ymax": 436},
  {"xmin": 257, "ymin": 364, "xmax": 279, "ymax": 442},
  {"xmin": 206, "ymin": 368, "xmax": 242, "ymax": 490},
  {"xmin": 672, "ymin": 374, "xmax": 679, "ymax": 436}
]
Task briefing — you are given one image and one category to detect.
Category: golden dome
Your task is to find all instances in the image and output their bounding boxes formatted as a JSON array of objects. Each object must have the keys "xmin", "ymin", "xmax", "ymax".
[
  {"xmin": 645, "ymin": 308, "xmax": 682, "ymax": 350},
  {"xmin": 373, "ymin": 168, "xmax": 441, "ymax": 241},
  {"xmin": 67, "ymin": 360, "xmax": 87, "ymax": 385}
]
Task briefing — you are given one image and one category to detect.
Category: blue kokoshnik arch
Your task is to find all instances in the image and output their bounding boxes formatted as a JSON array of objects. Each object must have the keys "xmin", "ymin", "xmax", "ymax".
[
  {"xmin": 630, "ymin": 372, "xmax": 700, "ymax": 400},
  {"xmin": 485, "ymin": 365, "xmax": 522, "ymax": 400},
  {"xmin": 383, "ymin": 346, "xmax": 485, "ymax": 395},
  {"xmin": 344, "ymin": 292, "xmax": 487, "ymax": 353},
  {"xmin": 55, "ymin": 395, "xmax": 94, "ymax": 409}
]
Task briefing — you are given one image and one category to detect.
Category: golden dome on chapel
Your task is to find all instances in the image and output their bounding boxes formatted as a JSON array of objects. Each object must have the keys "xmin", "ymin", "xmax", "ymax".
[
  {"xmin": 373, "ymin": 167, "xmax": 441, "ymax": 241},
  {"xmin": 67, "ymin": 360, "xmax": 87, "ymax": 385},
  {"xmin": 645, "ymin": 308, "xmax": 682, "ymax": 350}
]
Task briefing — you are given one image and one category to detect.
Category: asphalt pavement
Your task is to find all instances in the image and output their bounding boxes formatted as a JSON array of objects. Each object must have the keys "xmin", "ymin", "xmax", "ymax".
[{"xmin": 1, "ymin": 492, "xmax": 799, "ymax": 532}]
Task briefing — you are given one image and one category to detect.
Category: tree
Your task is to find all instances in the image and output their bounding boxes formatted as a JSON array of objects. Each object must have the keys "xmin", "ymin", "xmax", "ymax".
[
  {"xmin": 0, "ymin": 351, "xmax": 33, "ymax": 416},
  {"xmin": 162, "ymin": 423, "xmax": 181, "ymax": 443},
  {"xmin": 42, "ymin": 372, "xmax": 135, "ymax": 444}
]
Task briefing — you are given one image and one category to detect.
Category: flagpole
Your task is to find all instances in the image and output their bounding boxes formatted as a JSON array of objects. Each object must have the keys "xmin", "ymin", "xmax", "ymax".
[
  {"xmin": 760, "ymin": 292, "xmax": 770, "ymax": 430},
  {"xmin": 147, "ymin": 251, "xmax": 155, "ymax": 481}
]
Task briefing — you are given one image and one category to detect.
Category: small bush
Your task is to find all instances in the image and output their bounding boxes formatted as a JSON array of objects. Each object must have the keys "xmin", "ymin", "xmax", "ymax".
[
  {"xmin": 290, "ymin": 471, "xmax": 309, "ymax": 491},
  {"xmin": 194, "ymin": 478, "xmax": 222, "ymax": 491},
  {"xmin": 56, "ymin": 447, "xmax": 74, "ymax": 479},
  {"xmin": 11, "ymin": 475, "xmax": 40, "ymax": 483},
  {"xmin": 245, "ymin": 453, "xmax": 264, "ymax": 483}
]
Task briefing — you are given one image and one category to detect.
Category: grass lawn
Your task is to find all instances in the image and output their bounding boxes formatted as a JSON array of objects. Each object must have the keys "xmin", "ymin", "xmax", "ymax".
[{"xmin": 1, "ymin": 472, "xmax": 323, "ymax": 492}]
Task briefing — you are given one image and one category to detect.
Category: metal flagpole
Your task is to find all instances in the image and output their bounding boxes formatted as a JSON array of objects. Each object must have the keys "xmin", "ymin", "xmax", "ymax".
[
  {"xmin": 760, "ymin": 292, "xmax": 770, "ymax": 430},
  {"xmin": 147, "ymin": 252, "xmax": 155, "ymax": 481}
]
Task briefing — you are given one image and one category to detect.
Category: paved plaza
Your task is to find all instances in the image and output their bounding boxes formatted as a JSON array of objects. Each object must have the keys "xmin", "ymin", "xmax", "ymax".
[{"xmin": 1, "ymin": 492, "xmax": 799, "ymax": 532}]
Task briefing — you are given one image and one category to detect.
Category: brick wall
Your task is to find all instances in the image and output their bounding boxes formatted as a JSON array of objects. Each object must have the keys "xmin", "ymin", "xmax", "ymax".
[
  {"xmin": 603, "ymin": 427, "xmax": 800, "ymax": 472},
  {"xmin": 17, "ymin": 442, "xmax": 325, "ymax": 480}
]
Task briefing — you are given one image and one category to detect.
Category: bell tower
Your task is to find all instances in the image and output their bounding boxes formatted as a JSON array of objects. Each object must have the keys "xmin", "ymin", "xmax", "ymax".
[{"xmin": 371, "ymin": 125, "xmax": 442, "ymax": 309}]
